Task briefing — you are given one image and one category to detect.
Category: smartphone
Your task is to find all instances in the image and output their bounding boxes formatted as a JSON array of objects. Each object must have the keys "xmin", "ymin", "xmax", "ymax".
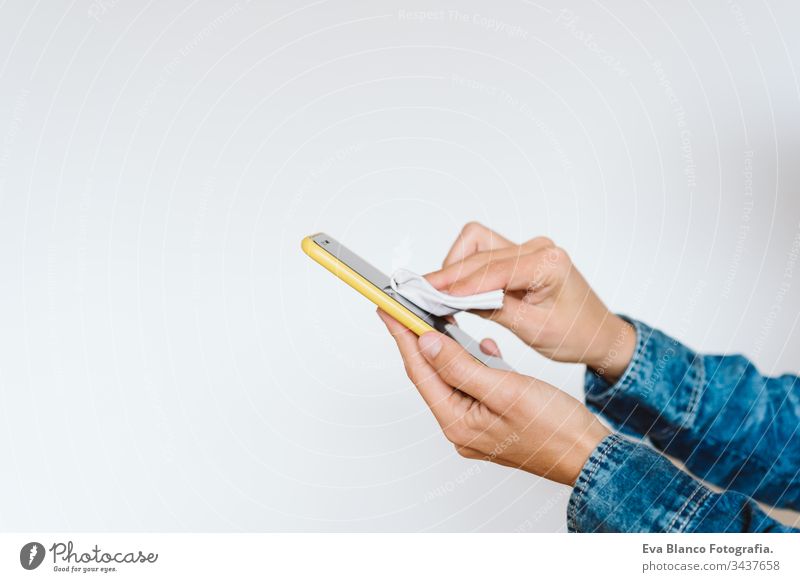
[{"xmin": 301, "ymin": 232, "xmax": 512, "ymax": 370}]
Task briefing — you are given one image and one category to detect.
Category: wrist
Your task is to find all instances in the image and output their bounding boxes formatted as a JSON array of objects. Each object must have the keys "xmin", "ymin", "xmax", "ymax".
[
  {"xmin": 564, "ymin": 421, "xmax": 611, "ymax": 487},
  {"xmin": 585, "ymin": 314, "xmax": 636, "ymax": 383}
]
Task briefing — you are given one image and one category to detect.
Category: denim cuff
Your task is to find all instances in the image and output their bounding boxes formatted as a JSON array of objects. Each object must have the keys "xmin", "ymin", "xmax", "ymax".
[
  {"xmin": 584, "ymin": 315, "xmax": 646, "ymax": 402},
  {"xmin": 583, "ymin": 317, "xmax": 706, "ymax": 438},
  {"xmin": 567, "ymin": 433, "xmax": 712, "ymax": 532}
]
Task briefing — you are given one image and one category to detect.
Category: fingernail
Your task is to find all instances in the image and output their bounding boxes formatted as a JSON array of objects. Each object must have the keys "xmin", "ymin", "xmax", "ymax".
[{"xmin": 418, "ymin": 333, "xmax": 442, "ymax": 359}]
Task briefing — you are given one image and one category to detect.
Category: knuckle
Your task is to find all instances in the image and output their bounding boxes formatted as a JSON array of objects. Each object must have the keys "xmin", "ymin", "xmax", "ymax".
[
  {"xmin": 534, "ymin": 325, "xmax": 558, "ymax": 347},
  {"xmin": 486, "ymin": 259, "xmax": 511, "ymax": 284},
  {"xmin": 442, "ymin": 356, "xmax": 472, "ymax": 386},
  {"xmin": 538, "ymin": 236, "xmax": 555, "ymax": 247},
  {"xmin": 547, "ymin": 246, "xmax": 569, "ymax": 266},
  {"xmin": 462, "ymin": 221, "xmax": 484, "ymax": 235},
  {"xmin": 402, "ymin": 362, "xmax": 419, "ymax": 383},
  {"xmin": 402, "ymin": 369, "xmax": 415, "ymax": 385},
  {"xmin": 489, "ymin": 258, "xmax": 507, "ymax": 275},
  {"xmin": 443, "ymin": 423, "xmax": 470, "ymax": 446},
  {"xmin": 462, "ymin": 409, "xmax": 485, "ymax": 432},
  {"xmin": 529, "ymin": 236, "xmax": 555, "ymax": 249},
  {"xmin": 496, "ymin": 381, "xmax": 523, "ymax": 408}
]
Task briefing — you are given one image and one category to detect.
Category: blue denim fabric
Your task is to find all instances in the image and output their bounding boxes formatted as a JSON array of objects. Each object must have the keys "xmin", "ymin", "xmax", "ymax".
[{"xmin": 569, "ymin": 318, "xmax": 799, "ymax": 532}]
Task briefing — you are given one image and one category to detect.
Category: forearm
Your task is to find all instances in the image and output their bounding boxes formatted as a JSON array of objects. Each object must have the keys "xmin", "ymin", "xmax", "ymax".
[
  {"xmin": 569, "ymin": 434, "xmax": 796, "ymax": 533},
  {"xmin": 583, "ymin": 317, "xmax": 800, "ymax": 510}
]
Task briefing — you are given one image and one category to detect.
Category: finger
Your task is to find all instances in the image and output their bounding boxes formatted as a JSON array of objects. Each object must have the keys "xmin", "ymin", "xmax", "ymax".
[
  {"xmin": 479, "ymin": 338, "xmax": 502, "ymax": 357},
  {"xmin": 455, "ymin": 445, "xmax": 486, "ymax": 460},
  {"xmin": 471, "ymin": 293, "xmax": 548, "ymax": 334},
  {"xmin": 428, "ymin": 236, "xmax": 554, "ymax": 289},
  {"xmin": 377, "ymin": 310, "xmax": 458, "ymax": 425},
  {"xmin": 417, "ymin": 330, "xmax": 517, "ymax": 409},
  {"xmin": 520, "ymin": 235, "xmax": 556, "ymax": 253},
  {"xmin": 446, "ymin": 247, "xmax": 566, "ymax": 297},
  {"xmin": 427, "ymin": 246, "xmax": 520, "ymax": 289},
  {"xmin": 441, "ymin": 222, "xmax": 514, "ymax": 268}
]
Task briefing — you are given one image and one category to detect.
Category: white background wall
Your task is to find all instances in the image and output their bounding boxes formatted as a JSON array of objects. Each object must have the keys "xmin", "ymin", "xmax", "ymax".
[{"xmin": 0, "ymin": 0, "xmax": 798, "ymax": 531}]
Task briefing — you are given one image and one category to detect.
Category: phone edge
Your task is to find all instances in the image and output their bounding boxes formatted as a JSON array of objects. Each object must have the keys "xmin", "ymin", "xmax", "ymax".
[{"xmin": 301, "ymin": 235, "xmax": 436, "ymax": 337}]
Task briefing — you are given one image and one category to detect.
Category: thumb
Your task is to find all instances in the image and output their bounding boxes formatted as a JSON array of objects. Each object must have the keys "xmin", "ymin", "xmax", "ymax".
[{"xmin": 417, "ymin": 331, "xmax": 506, "ymax": 405}]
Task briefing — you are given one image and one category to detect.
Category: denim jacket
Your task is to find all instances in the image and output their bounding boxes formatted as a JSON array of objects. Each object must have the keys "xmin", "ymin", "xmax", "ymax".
[{"xmin": 568, "ymin": 318, "xmax": 799, "ymax": 532}]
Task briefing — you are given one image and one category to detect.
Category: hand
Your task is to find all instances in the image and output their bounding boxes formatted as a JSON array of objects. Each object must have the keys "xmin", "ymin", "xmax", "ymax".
[
  {"xmin": 377, "ymin": 309, "xmax": 610, "ymax": 486},
  {"xmin": 426, "ymin": 222, "xmax": 635, "ymax": 382}
]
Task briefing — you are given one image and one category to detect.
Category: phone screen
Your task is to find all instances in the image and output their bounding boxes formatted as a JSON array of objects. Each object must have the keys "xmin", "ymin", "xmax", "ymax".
[{"xmin": 309, "ymin": 233, "xmax": 512, "ymax": 371}]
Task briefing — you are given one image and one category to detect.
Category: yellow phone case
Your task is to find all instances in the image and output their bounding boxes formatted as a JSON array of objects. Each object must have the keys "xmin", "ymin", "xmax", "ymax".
[{"xmin": 301, "ymin": 235, "xmax": 435, "ymax": 336}]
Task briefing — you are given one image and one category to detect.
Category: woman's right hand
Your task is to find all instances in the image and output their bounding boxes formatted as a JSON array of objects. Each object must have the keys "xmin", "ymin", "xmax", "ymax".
[
  {"xmin": 425, "ymin": 222, "xmax": 635, "ymax": 382},
  {"xmin": 377, "ymin": 310, "xmax": 610, "ymax": 486}
]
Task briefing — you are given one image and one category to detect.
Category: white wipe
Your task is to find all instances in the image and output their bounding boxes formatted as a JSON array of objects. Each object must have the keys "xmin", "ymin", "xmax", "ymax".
[{"xmin": 390, "ymin": 268, "xmax": 504, "ymax": 316}]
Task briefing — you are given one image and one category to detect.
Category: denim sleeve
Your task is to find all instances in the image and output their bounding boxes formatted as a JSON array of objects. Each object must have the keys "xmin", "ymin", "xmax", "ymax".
[
  {"xmin": 568, "ymin": 434, "xmax": 797, "ymax": 532},
  {"xmin": 584, "ymin": 317, "xmax": 800, "ymax": 511}
]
